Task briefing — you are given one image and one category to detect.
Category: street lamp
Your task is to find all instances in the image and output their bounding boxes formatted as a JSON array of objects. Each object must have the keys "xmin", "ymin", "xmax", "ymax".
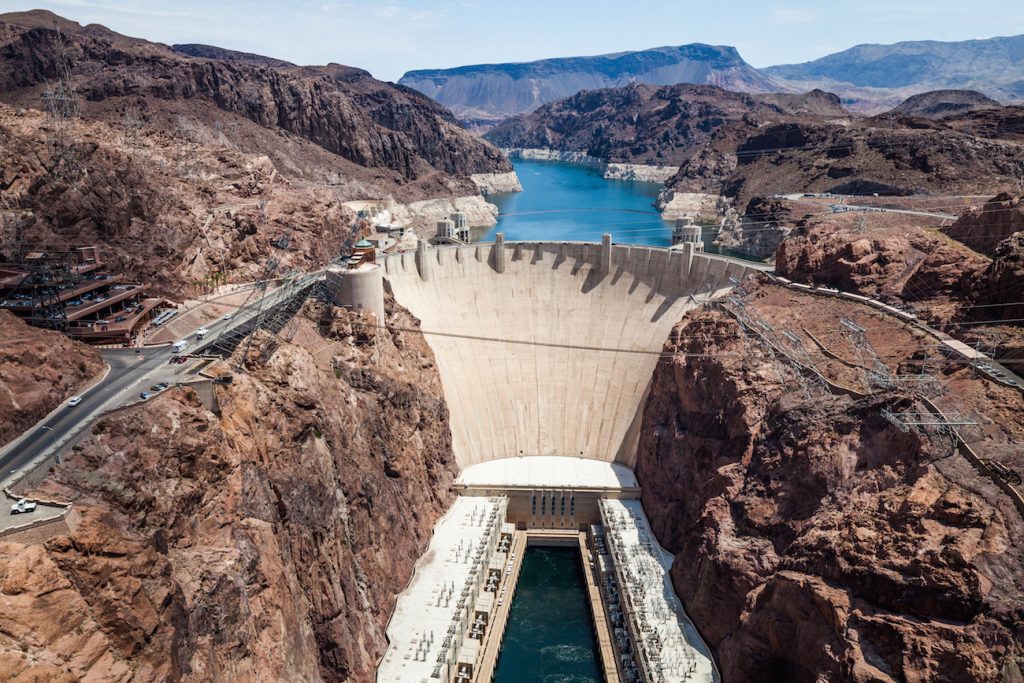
[{"xmin": 40, "ymin": 426, "xmax": 61, "ymax": 464}]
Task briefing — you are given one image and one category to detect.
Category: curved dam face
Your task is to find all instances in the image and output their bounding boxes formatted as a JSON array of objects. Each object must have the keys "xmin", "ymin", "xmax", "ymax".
[{"xmin": 381, "ymin": 238, "xmax": 766, "ymax": 470}]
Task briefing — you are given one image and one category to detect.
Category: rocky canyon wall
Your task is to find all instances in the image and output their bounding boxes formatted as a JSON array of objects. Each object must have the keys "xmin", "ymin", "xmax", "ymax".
[
  {"xmin": 634, "ymin": 283, "xmax": 1024, "ymax": 682},
  {"xmin": 0, "ymin": 296, "xmax": 458, "ymax": 682},
  {"xmin": 0, "ymin": 310, "xmax": 104, "ymax": 448}
]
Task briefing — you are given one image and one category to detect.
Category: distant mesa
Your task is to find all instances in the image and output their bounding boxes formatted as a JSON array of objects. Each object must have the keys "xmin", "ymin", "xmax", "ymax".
[
  {"xmin": 887, "ymin": 89, "xmax": 1002, "ymax": 119},
  {"xmin": 398, "ymin": 44, "xmax": 779, "ymax": 122},
  {"xmin": 764, "ymin": 34, "xmax": 1024, "ymax": 112}
]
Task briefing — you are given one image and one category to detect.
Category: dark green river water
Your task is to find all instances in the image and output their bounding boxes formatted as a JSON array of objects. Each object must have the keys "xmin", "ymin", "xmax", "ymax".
[{"xmin": 492, "ymin": 546, "xmax": 601, "ymax": 683}]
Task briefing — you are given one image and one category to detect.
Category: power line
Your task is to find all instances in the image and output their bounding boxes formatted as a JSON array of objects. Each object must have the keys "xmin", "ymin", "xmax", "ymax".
[{"xmin": 344, "ymin": 320, "xmax": 1024, "ymax": 365}]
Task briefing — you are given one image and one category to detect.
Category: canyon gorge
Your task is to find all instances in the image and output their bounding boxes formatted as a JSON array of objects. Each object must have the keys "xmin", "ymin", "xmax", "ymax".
[{"xmin": 1, "ymin": 7, "xmax": 1023, "ymax": 683}]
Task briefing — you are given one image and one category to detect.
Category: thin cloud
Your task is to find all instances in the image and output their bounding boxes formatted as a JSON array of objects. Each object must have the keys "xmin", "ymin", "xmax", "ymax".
[{"xmin": 770, "ymin": 8, "xmax": 822, "ymax": 25}]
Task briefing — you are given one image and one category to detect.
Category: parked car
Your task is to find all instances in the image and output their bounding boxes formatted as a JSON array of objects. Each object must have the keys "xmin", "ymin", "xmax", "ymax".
[
  {"xmin": 10, "ymin": 499, "xmax": 36, "ymax": 515},
  {"xmin": 156, "ymin": 382, "xmax": 170, "ymax": 390},
  {"xmin": 115, "ymin": 316, "xmax": 128, "ymax": 322},
  {"xmin": 68, "ymin": 396, "xmax": 82, "ymax": 407},
  {"xmin": 139, "ymin": 391, "xmax": 152, "ymax": 400},
  {"xmin": 149, "ymin": 385, "xmax": 162, "ymax": 392},
  {"xmin": 223, "ymin": 313, "xmax": 233, "ymax": 320}
]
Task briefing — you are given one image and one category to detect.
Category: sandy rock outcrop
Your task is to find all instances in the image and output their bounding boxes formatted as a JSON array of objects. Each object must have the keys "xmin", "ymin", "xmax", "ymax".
[
  {"xmin": 775, "ymin": 219, "xmax": 988, "ymax": 321},
  {"xmin": 714, "ymin": 196, "xmax": 795, "ymax": 259},
  {"xmin": 470, "ymin": 171, "xmax": 523, "ymax": 195},
  {"xmin": 634, "ymin": 292, "xmax": 1024, "ymax": 682},
  {"xmin": 0, "ymin": 310, "xmax": 103, "ymax": 448},
  {"xmin": 944, "ymin": 192, "xmax": 1024, "ymax": 257},
  {"xmin": 603, "ymin": 163, "xmax": 678, "ymax": 183},
  {"xmin": 503, "ymin": 148, "xmax": 603, "ymax": 166},
  {"xmin": 968, "ymin": 233, "xmax": 1024, "ymax": 323},
  {"xmin": 391, "ymin": 195, "xmax": 501, "ymax": 235},
  {"xmin": 1, "ymin": 296, "xmax": 458, "ymax": 681}
]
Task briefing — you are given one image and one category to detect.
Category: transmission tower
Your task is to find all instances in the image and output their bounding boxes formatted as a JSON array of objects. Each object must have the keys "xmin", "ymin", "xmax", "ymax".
[
  {"xmin": 840, "ymin": 317, "xmax": 893, "ymax": 392},
  {"xmin": 42, "ymin": 21, "xmax": 81, "ymax": 184},
  {"xmin": 122, "ymin": 104, "xmax": 144, "ymax": 151}
]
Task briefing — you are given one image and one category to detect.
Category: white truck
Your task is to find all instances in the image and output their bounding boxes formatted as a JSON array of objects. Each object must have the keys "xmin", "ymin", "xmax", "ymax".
[
  {"xmin": 195, "ymin": 327, "xmax": 210, "ymax": 340},
  {"xmin": 171, "ymin": 340, "xmax": 190, "ymax": 354},
  {"xmin": 10, "ymin": 499, "xmax": 37, "ymax": 515}
]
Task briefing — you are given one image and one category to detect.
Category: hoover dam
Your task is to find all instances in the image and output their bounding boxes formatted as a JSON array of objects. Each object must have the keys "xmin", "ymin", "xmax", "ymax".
[{"xmin": 334, "ymin": 236, "xmax": 768, "ymax": 682}]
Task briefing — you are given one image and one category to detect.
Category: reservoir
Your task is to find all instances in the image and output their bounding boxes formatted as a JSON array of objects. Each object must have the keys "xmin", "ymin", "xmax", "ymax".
[
  {"xmin": 481, "ymin": 158, "xmax": 754, "ymax": 260},
  {"xmin": 492, "ymin": 546, "xmax": 602, "ymax": 683},
  {"xmin": 483, "ymin": 158, "xmax": 673, "ymax": 246}
]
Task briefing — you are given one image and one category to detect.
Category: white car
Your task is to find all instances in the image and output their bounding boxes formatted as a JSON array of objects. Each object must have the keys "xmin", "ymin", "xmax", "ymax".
[
  {"xmin": 68, "ymin": 396, "xmax": 82, "ymax": 406},
  {"xmin": 223, "ymin": 313, "xmax": 233, "ymax": 320},
  {"xmin": 195, "ymin": 327, "xmax": 210, "ymax": 339},
  {"xmin": 10, "ymin": 499, "xmax": 36, "ymax": 515}
]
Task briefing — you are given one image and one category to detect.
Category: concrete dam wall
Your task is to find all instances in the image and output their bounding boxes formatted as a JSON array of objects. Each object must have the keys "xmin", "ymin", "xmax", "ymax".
[{"xmin": 381, "ymin": 238, "xmax": 767, "ymax": 469}]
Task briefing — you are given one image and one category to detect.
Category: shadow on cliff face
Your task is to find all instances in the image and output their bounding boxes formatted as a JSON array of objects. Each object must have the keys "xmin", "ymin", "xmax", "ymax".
[
  {"xmin": 634, "ymin": 292, "xmax": 1024, "ymax": 682},
  {"xmin": 4, "ymin": 296, "xmax": 457, "ymax": 682}
]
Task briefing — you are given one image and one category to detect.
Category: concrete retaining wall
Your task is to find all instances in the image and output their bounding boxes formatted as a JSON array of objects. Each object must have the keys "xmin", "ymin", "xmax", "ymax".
[
  {"xmin": 383, "ymin": 240, "xmax": 767, "ymax": 469},
  {"xmin": 0, "ymin": 505, "xmax": 78, "ymax": 543}
]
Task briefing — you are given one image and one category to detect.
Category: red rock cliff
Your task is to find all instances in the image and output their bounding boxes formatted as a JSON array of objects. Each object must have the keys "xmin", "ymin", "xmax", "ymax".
[
  {"xmin": 634, "ymin": 284, "xmax": 1024, "ymax": 682},
  {"xmin": 1, "ymin": 296, "xmax": 457, "ymax": 681}
]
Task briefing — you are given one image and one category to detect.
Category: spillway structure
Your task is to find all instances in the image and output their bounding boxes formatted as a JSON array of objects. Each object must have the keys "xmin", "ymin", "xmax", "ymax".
[{"xmin": 354, "ymin": 237, "xmax": 769, "ymax": 682}]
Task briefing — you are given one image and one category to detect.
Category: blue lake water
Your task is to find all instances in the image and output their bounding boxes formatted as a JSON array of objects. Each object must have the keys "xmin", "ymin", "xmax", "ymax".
[
  {"xmin": 492, "ymin": 546, "xmax": 602, "ymax": 683},
  {"xmin": 482, "ymin": 158, "xmax": 674, "ymax": 246}
]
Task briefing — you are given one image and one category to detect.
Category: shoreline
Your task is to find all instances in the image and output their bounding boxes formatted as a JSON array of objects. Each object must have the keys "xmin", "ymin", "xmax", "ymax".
[{"xmin": 502, "ymin": 148, "xmax": 679, "ymax": 184}]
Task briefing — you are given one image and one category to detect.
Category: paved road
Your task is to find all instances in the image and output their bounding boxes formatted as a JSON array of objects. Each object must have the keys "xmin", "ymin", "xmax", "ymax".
[
  {"xmin": 830, "ymin": 203, "xmax": 957, "ymax": 220},
  {"xmin": 1, "ymin": 346, "xmax": 174, "ymax": 488},
  {"xmin": 1, "ymin": 271, "xmax": 327, "ymax": 491}
]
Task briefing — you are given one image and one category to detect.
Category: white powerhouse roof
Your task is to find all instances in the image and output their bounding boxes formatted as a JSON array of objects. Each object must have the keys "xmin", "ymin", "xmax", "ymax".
[
  {"xmin": 457, "ymin": 455, "xmax": 638, "ymax": 490},
  {"xmin": 378, "ymin": 496, "xmax": 505, "ymax": 682}
]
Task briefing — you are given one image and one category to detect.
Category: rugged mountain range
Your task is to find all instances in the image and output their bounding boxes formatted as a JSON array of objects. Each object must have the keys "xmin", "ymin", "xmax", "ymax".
[
  {"xmin": 170, "ymin": 43, "xmax": 297, "ymax": 69},
  {"xmin": 398, "ymin": 44, "xmax": 778, "ymax": 124},
  {"xmin": 0, "ymin": 10, "xmax": 512, "ymax": 293},
  {"xmin": 487, "ymin": 82, "xmax": 1024, "ymax": 226},
  {"xmin": 765, "ymin": 34, "xmax": 1024, "ymax": 111},
  {"xmin": 485, "ymin": 84, "xmax": 849, "ymax": 166},
  {"xmin": 4, "ymin": 298, "xmax": 460, "ymax": 681},
  {"xmin": 0, "ymin": 11, "xmax": 508, "ymax": 181},
  {"xmin": 402, "ymin": 33, "xmax": 1024, "ymax": 122}
]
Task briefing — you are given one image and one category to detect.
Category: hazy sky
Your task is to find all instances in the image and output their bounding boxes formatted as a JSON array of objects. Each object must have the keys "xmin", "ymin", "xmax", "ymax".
[{"xmin": 3, "ymin": 0, "xmax": 1023, "ymax": 82}]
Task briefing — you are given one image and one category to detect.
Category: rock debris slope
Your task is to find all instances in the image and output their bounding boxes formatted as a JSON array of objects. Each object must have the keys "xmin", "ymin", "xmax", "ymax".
[{"xmin": 0, "ymin": 10, "xmax": 511, "ymax": 293}]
